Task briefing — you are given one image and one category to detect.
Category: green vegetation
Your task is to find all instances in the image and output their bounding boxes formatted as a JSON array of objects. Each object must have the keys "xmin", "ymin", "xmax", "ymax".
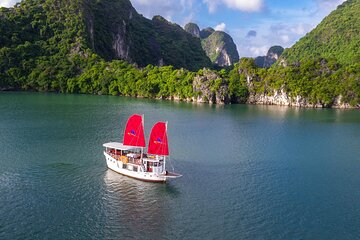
[
  {"xmin": 86, "ymin": 1, "xmax": 211, "ymax": 70},
  {"xmin": 201, "ymin": 31, "xmax": 239, "ymax": 65},
  {"xmin": 0, "ymin": 0, "xmax": 359, "ymax": 107},
  {"xmin": 0, "ymin": 0, "xmax": 237, "ymax": 100},
  {"xmin": 241, "ymin": 58, "xmax": 360, "ymax": 106},
  {"xmin": 281, "ymin": 0, "xmax": 360, "ymax": 66},
  {"xmin": 270, "ymin": 0, "xmax": 360, "ymax": 106},
  {"xmin": 67, "ymin": 60, "xmax": 199, "ymax": 99},
  {"xmin": 0, "ymin": 0, "xmax": 210, "ymax": 91},
  {"xmin": 0, "ymin": 0, "xmax": 90, "ymax": 91}
]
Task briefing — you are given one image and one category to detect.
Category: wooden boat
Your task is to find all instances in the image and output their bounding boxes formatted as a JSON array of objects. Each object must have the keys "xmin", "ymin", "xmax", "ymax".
[{"xmin": 103, "ymin": 114, "xmax": 182, "ymax": 182}]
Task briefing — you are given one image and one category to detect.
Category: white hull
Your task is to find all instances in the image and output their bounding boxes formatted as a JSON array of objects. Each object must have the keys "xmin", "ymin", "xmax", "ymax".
[{"xmin": 104, "ymin": 152, "xmax": 174, "ymax": 182}]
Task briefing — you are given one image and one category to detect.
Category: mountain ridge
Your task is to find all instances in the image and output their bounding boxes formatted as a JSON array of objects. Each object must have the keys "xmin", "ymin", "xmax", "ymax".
[
  {"xmin": 254, "ymin": 46, "xmax": 284, "ymax": 68},
  {"xmin": 280, "ymin": 0, "xmax": 360, "ymax": 66},
  {"xmin": 184, "ymin": 23, "xmax": 239, "ymax": 66}
]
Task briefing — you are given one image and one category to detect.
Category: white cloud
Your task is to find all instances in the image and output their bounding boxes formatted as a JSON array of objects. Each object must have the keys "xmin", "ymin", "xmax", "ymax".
[
  {"xmin": 231, "ymin": 21, "xmax": 315, "ymax": 58},
  {"xmin": 203, "ymin": 0, "xmax": 263, "ymax": 13},
  {"xmin": 280, "ymin": 35, "xmax": 290, "ymax": 44},
  {"xmin": 131, "ymin": 0, "xmax": 195, "ymax": 22},
  {"xmin": 214, "ymin": 22, "xmax": 226, "ymax": 32},
  {"xmin": 249, "ymin": 46, "xmax": 268, "ymax": 56},
  {"xmin": 314, "ymin": 0, "xmax": 346, "ymax": 11},
  {"xmin": 0, "ymin": 0, "xmax": 18, "ymax": 7},
  {"xmin": 290, "ymin": 24, "xmax": 307, "ymax": 35}
]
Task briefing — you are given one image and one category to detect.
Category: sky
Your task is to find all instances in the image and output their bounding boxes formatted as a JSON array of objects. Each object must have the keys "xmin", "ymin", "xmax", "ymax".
[{"xmin": 0, "ymin": 0, "xmax": 346, "ymax": 57}]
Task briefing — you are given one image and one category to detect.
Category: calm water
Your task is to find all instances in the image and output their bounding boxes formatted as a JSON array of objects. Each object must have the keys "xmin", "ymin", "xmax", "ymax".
[{"xmin": 0, "ymin": 92, "xmax": 360, "ymax": 239}]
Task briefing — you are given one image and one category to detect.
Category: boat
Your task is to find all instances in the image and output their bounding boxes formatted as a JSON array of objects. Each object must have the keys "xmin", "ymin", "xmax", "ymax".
[{"xmin": 103, "ymin": 114, "xmax": 182, "ymax": 182}]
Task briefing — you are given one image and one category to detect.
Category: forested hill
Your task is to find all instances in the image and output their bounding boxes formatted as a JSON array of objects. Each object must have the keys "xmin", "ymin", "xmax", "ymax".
[
  {"xmin": 0, "ymin": 0, "xmax": 210, "ymax": 90},
  {"xmin": 281, "ymin": 0, "xmax": 360, "ymax": 65},
  {"xmin": 246, "ymin": 0, "xmax": 360, "ymax": 107},
  {"xmin": 83, "ymin": 1, "xmax": 211, "ymax": 69}
]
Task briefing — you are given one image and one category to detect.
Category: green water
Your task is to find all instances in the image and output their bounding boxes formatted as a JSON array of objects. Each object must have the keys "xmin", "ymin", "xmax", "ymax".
[{"xmin": 1, "ymin": 92, "xmax": 360, "ymax": 239}]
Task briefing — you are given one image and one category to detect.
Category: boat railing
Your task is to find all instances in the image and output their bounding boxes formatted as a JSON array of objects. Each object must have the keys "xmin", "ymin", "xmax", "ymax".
[{"xmin": 107, "ymin": 152, "xmax": 142, "ymax": 166}]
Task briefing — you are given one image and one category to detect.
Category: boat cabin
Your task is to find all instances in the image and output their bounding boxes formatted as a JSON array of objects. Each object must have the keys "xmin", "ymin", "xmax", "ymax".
[
  {"xmin": 103, "ymin": 142, "xmax": 142, "ymax": 165},
  {"xmin": 142, "ymin": 155, "xmax": 165, "ymax": 174},
  {"xmin": 103, "ymin": 142, "xmax": 166, "ymax": 174}
]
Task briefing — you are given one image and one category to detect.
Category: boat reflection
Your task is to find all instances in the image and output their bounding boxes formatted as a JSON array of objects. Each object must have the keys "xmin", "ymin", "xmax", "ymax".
[{"xmin": 102, "ymin": 170, "xmax": 179, "ymax": 238}]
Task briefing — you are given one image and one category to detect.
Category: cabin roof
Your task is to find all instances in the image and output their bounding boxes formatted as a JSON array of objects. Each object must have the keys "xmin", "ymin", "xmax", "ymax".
[{"xmin": 103, "ymin": 142, "xmax": 141, "ymax": 151}]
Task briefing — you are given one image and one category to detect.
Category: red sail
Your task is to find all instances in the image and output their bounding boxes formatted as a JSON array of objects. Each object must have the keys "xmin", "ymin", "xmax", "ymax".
[
  {"xmin": 123, "ymin": 114, "xmax": 146, "ymax": 147},
  {"xmin": 148, "ymin": 122, "xmax": 169, "ymax": 156}
]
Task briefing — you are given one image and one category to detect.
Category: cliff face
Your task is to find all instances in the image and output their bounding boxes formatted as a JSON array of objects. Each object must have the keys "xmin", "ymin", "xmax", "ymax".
[
  {"xmin": 183, "ymin": 23, "xmax": 239, "ymax": 66},
  {"xmin": 247, "ymin": 90, "xmax": 357, "ymax": 108},
  {"xmin": 192, "ymin": 69, "xmax": 230, "ymax": 104},
  {"xmin": 84, "ymin": 0, "xmax": 211, "ymax": 70},
  {"xmin": 201, "ymin": 31, "xmax": 239, "ymax": 66},
  {"xmin": 83, "ymin": 0, "xmax": 134, "ymax": 62}
]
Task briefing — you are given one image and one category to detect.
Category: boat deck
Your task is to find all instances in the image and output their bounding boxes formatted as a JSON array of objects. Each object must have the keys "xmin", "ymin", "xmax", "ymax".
[{"xmin": 108, "ymin": 152, "xmax": 142, "ymax": 165}]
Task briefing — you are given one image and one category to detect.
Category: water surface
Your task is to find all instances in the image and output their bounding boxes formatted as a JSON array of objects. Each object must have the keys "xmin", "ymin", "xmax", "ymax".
[{"xmin": 0, "ymin": 92, "xmax": 360, "ymax": 239}]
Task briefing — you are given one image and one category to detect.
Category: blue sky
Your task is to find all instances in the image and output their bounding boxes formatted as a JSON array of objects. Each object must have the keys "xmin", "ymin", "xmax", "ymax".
[{"xmin": 0, "ymin": 0, "xmax": 346, "ymax": 57}]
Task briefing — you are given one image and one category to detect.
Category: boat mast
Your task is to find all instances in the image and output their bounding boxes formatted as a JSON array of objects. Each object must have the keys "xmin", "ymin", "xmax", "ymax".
[
  {"xmin": 164, "ymin": 121, "xmax": 168, "ymax": 172},
  {"xmin": 141, "ymin": 114, "xmax": 144, "ymax": 168}
]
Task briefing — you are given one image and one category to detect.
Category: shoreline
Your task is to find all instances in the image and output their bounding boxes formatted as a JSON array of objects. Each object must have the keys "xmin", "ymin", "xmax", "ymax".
[{"xmin": 1, "ymin": 90, "xmax": 359, "ymax": 109}]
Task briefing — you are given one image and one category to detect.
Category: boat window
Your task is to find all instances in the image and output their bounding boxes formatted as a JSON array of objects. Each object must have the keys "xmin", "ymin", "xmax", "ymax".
[
  {"xmin": 133, "ymin": 166, "xmax": 138, "ymax": 172},
  {"xmin": 122, "ymin": 164, "xmax": 127, "ymax": 169}
]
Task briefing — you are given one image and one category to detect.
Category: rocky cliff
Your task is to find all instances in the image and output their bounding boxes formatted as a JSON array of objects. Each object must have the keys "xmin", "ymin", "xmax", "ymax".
[
  {"xmin": 201, "ymin": 31, "xmax": 239, "ymax": 66},
  {"xmin": 247, "ymin": 89, "xmax": 357, "ymax": 108},
  {"xmin": 192, "ymin": 69, "xmax": 230, "ymax": 104},
  {"xmin": 84, "ymin": 0, "xmax": 211, "ymax": 70},
  {"xmin": 183, "ymin": 23, "xmax": 239, "ymax": 66}
]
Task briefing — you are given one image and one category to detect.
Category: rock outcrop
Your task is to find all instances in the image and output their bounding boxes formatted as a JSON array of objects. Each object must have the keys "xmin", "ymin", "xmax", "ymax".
[
  {"xmin": 245, "ymin": 71, "xmax": 358, "ymax": 108},
  {"xmin": 247, "ymin": 91, "xmax": 358, "ymax": 108},
  {"xmin": 191, "ymin": 69, "xmax": 230, "ymax": 104}
]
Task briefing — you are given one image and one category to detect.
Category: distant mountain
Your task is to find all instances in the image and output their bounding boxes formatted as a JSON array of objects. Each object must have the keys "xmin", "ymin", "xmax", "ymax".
[
  {"xmin": 183, "ymin": 23, "xmax": 239, "ymax": 66},
  {"xmin": 254, "ymin": 46, "xmax": 284, "ymax": 68},
  {"xmin": 200, "ymin": 27, "xmax": 215, "ymax": 39},
  {"xmin": 201, "ymin": 31, "xmax": 239, "ymax": 66},
  {"xmin": 184, "ymin": 23, "xmax": 200, "ymax": 38},
  {"xmin": 280, "ymin": 0, "xmax": 360, "ymax": 65}
]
